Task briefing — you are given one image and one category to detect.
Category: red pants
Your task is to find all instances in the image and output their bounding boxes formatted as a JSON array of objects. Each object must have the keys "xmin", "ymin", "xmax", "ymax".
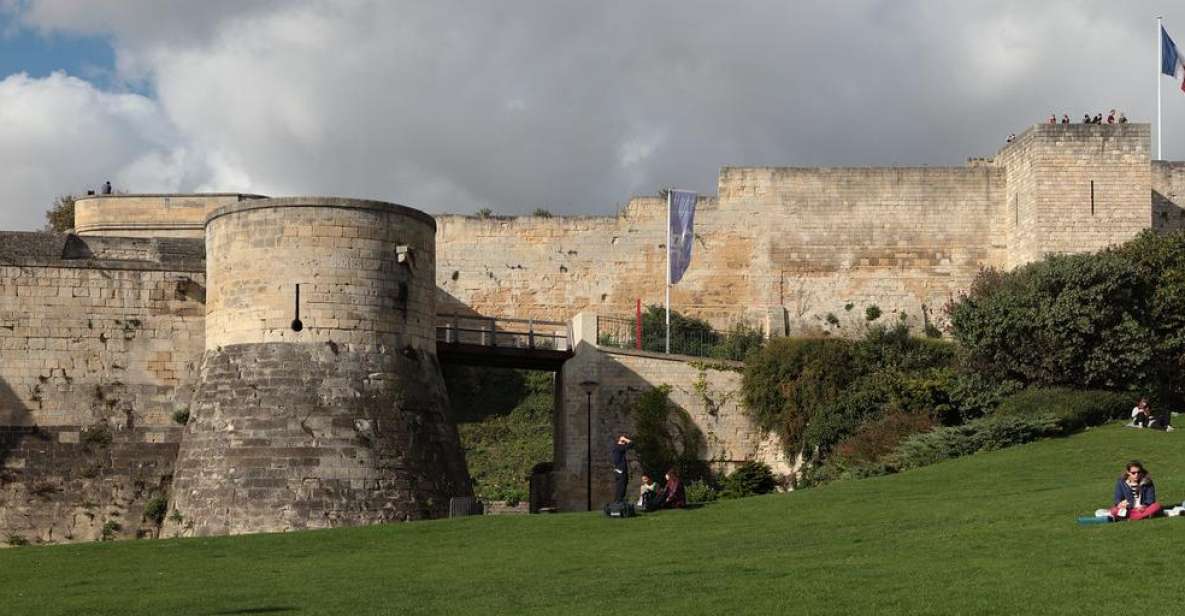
[{"xmin": 1109, "ymin": 503, "xmax": 1163, "ymax": 521}]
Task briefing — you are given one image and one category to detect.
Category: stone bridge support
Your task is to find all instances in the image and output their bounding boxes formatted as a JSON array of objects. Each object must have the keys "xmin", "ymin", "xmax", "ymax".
[{"xmin": 549, "ymin": 312, "xmax": 790, "ymax": 511}]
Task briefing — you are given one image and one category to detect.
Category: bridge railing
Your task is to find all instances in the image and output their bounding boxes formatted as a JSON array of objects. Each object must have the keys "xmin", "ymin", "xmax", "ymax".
[{"xmin": 436, "ymin": 314, "xmax": 570, "ymax": 351}]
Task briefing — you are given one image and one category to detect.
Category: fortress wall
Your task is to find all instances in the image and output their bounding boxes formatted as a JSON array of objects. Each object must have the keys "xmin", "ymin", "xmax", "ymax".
[
  {"xmin": 715, "ymin": 166, "xmax": 1003, "ymax": 332},
  {"xmin": 555, "ymin": 343, "xmax": 791, "ymax": 511},
  {"xmin": 999, "ymin": 124, "xmax": 1151, "ymax": 266},
  {"xmin": 0, "ymin": 233, "xmax": 206, "ymax": 544},
  {"xmin": 169, "ymin": 198, "xmax": 469, "ymax": 537},
  {"xmin": 437, "ymin": 166, "xmax": 1004, "ymax": 332},
  {"xmin": 1153, "ymin": 161, "xmax": 1185, "ymax": 232},
  {"xmin": 74, "ymin": 194, "xmax": 266, "ymax": 239}
]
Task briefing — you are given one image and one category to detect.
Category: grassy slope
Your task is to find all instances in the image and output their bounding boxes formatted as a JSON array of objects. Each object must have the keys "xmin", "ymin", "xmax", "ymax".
[{"xmin": 2, "ymin": 424, "xmax": 1183, "ymax": 615}]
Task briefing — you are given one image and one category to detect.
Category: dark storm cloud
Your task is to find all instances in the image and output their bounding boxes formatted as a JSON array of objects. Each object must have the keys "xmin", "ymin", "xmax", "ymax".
[{"xmin": 3, "ymin": 0, "xmax": 1185, "ymax": 230}]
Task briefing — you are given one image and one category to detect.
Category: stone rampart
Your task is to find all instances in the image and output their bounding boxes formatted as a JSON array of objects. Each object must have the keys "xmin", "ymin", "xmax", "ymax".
[
  {"xmin": 74, "ymin": 194, "xmax": 266, "ymax": 238},
  {"xmin": 0, "ymin": 232, "xmax": 206, "ymax": 544},
  {"xmin": 437, "ymin": 123, "xmax": 1158, "ymax": 334},
  {"xmin": 167, "ymin": 197, "xmax": 470, "ymax": 537},
  {"xmin": 1153, "ymin": 161, "xmax": 1185, "ymax": 233}
]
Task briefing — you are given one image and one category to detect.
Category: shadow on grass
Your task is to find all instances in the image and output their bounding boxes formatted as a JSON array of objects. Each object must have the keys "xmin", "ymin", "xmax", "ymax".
[{"xmin": 209, "ymin": 608, "xmax": 300, "ymax": 615}]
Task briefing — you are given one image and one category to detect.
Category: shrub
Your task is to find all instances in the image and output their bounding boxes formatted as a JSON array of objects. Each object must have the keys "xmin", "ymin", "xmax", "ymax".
[
  {"xmin": 865, "ymin": 305, "xmax": 882, "ymax": 321},
  {"xmin": 81, "ymin": 424, "xmax": 113, "ymax": 448},
  {"xmin": 6, "ymin": 534, "xmax": 29, "ymax": 547},
  {"xmin": 949, "ymin": 231, "xmax": 1185, "ymax": 404},
  {"xmin": 172, "ymin": 408, "xmax": 190, "ymax": 425},
  {"xmin": 833, "ymin": 410, "xmax": 935, "ymax": 466},
  {"xmin": 475, "ymin": 207, "xmax": 493, "ymax": 218},
  {"xmin": 684, "ymin": 480, "xmax": 718, "ymax": 504},
  {"xmin": 719, "ymin": 461, "xmax": 777, "ymax": 499},
  {"xmin": 994, "ymin": 388, "xmax": 1132, "ymax": 432},
  {"xmin": 531, "ymin": 208, "xmax": 552, "ymax": 218},
  {"xmin": 887, "ymin": 414, "xmax": 1061, "ymax": 471},
  {"xmin": 100, "ymin": 520, "xmax": 122, "ymax": 541},
  {"xmin": 143, "ymin": 496, "xmax": 169, "ymax": 526},
  {"xmin": 825, "ymin": 312, "xmax": 840, "ymax": 327},
  {"xmin": 742, "ymin": 336, "xmax": 858, "ymax": 456},
  {"xmin": 709, "ymin": 322, "xmax": 766, "ymax": 361}
]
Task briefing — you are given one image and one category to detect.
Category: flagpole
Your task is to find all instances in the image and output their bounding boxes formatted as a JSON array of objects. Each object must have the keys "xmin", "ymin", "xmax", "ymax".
[
  {"xmin": 1159, "ymin": 16, "xmax": 1163, "ymax": 160},
  {"xmin": 665, "ymin": 189, "xmax": 671, "ymax": 354}
]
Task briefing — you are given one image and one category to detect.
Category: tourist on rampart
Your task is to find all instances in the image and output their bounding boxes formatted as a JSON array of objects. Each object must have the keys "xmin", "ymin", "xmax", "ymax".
[
  {"xmin": 610, "ymin": 433, "xmax": 633, "ymax": 503},
  {"xmin": 637, "ymin": 473, "xmax": 659, "ymax": 510},
  {"xmin": 653, "ymin": 468, "xmax": 687, "ymax": 510},
  {"xmin": 1083, "ymin": 113, "xmax": 1092, "ymax": 123},
  {"xmin": 1109, "ymin": 461, "xmax": 1162, "ymax": 521},
  {"xmin": 1061, "ymin": 114, "xmax": 1070, "ymax": 124},
  {"xmin": 1048, "ymin": 113, "xmax": 1057, "ymax": 124},
  {"xmin": 1094, "ymin": 113, "xmax": 1103, "ymax": 123},
  {"xmin": 101, "ymin": 180, "xmax": 112, "ymax": 195},
  {"xmin": 1107, "ymin": 110, "xmax": 1116, "ymax": 124},
  {"xmin": 1119, "ymin": 112, "xmax": 1128, "ymax": 123}
]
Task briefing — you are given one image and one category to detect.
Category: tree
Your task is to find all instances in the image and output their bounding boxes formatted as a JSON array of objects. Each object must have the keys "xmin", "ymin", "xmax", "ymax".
[
  {"xmin": 43, "ymin": 195, "xmax": 76, "ymax": 232},
  {"xmin": 475, "ymin": 208, "xmax": 493, "ymax": 219},
  {"xmin": 531, "ymin": 208, "xmax": 553, "ymax": 218}
]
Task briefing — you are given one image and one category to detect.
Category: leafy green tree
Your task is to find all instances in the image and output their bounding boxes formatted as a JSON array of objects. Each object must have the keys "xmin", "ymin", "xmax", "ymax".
[{"xmin": 43, "ymin": 195, "xmax": 76, "ymax": 232}]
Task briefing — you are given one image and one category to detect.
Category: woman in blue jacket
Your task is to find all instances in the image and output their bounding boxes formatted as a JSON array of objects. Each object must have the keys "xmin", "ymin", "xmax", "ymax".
[{"xmin": 1110, "ymin": 461, "xmax": 1163, "ymax": 521}]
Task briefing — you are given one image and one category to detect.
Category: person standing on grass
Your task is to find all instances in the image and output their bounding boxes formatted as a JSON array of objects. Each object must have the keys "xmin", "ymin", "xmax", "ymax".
[
  {"xmin": 610, "ymin": 433, "xmax": 633, "ymax": 503},
  {"xmin": 1110, "ymin": 461, "xmax": 1163, "ymax": 521}
]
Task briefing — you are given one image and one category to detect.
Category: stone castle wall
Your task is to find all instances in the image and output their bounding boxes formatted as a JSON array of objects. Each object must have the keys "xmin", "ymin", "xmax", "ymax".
[
  {"xmin": 168, "ymin": 198, "xmax": 469, "ymax": 537},
  {"xmin": 437, "ymin": 124, "xmax": 1156, "ymax": 333},
  {"xmin": 1153, "ymin": 161, "xmax": 1185, "ymax": 233},
  {"xmin": 74, "ymin": 194, "xmax": 265, "ymax": 238},
  {"xmin": 555, "ymin": 321, "xmax": 791, "ymax": 510},
  {"xmin": 0, "ymin": 233, "xmax": 206, "ymax": 544}
]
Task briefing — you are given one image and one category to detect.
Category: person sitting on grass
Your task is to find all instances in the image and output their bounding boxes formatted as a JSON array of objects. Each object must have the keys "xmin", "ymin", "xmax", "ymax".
[
  {"xmin": 1130, "ymin": 398, "xmax": 1153, "ymax": 428},
  {"xmin": 1109, "ymin": 460, "xmax": 1163, "ymax": 521},
  {"xmin": 637, "ymin": 473, "xmax": 659, "ymax": 510},
  {"xmin": 653, "ymin": 468, "xmax": 686, "ymax": 510}
]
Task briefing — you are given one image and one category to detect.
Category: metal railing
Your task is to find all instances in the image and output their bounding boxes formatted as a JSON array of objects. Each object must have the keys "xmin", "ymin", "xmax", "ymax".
[{"xmin": 436, "ymin": 314, "xmax": 569, "ymax": 351}]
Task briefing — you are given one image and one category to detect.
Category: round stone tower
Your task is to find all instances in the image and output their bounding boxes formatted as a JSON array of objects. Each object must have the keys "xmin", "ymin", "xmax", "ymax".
[{"xmin": 168, "ymin": 197, "xmax": 470, "ymax": 536}]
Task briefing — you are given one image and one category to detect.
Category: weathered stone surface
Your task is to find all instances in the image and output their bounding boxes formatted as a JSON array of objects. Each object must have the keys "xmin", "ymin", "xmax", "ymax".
[
  {"xmin": 167, "ymin": 197, "xmax": 469, "ymax": 537},
  {"xmin": 167, "ymin": 343, "xmax": 467, "ymax": 536}
]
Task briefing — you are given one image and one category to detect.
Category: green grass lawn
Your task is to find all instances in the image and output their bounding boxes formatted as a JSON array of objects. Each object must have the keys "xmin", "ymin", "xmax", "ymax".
[{"xmin": 2, "ymin": 424, "xmax": 1184, "ymax": 615}]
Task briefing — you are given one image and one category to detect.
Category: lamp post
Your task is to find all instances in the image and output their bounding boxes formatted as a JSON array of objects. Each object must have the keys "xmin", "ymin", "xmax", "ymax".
[{"xmin": 579, "ymin": 379, "xmax": 598, "ymax": 512}]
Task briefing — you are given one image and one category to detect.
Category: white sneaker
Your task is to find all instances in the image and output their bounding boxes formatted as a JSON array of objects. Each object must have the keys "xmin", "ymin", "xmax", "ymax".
[{"xmin": 1167, "ymin": 426, "xmax": 1175, "ymax": 432}]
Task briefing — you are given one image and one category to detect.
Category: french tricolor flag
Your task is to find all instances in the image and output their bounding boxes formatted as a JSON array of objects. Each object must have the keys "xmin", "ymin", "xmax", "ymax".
[{"xmin": 1163, "ymin": 26, "xmax": 1185, "ymax": 92}]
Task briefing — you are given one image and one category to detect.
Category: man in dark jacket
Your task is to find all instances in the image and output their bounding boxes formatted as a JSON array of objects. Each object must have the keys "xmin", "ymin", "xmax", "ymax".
[{"xmin": 610, "ymin": 434, "xmax": 633, "ymax": 503}]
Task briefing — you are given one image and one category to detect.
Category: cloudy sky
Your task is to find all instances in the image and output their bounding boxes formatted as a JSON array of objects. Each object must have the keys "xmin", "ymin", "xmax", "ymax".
[{"xmin": 2, "ymin": 0, "xmax": 1185, "ymax": 230}]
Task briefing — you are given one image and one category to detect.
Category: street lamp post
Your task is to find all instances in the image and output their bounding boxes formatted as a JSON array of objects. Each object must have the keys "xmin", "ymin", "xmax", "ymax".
[{"xmin": 579, "ymin": 379, "xmax": 598, "ymax": 512}]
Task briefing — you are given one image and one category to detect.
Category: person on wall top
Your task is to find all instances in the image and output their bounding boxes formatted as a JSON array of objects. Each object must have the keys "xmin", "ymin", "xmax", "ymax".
[
  {"xmin": 1109, "ymin": 461, "xmax": 1163, "ymax": 521},
  {"xmin": 610, "ymin": 433, "xmax": 633, "ymax": 503}
]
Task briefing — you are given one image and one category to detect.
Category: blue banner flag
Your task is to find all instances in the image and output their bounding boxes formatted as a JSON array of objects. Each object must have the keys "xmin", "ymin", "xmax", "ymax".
[
  {"xmin": 668, "ymin": 189, "xmax": 697, "ymax": 285},
  {"xmin": 1163, "ymin": 26, "xmax": 1182, "ymax": 77}
]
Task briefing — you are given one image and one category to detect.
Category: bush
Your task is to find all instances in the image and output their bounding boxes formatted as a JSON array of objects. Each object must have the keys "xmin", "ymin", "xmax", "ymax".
[
  {"xmin": 994, "ymin": 388, "xmax": 1132, "ymax": 432},
  {"xmin": 172, "ymin": 408, "xmax": 190, "ymax": 425},
  {"xmin": 100, "ymin": 520, "xmax": 122, "ymax": 542},
  {"xmin": 833, "ymin": 410, "xmax": 935, "ymax": 466},
  {"xmin": 719, "ymin": 461, "xmax": 777, "ymax": 499},
  {"xmin": 742, "ymin": 325, "xmax": 957, "ymax": 461},
  {"xmin": 709, "ymin": 322, "xmax": 766, "ymax": 361},
  {"xmin": 865, "ymin": 305, "xmax": 882, "ymax": 321},
  {"xmin": 887, "ymin": 414, "xmax": 1062, "ymax": 471},
  {"xmin": 949, "ymin": 230, "xmax": 1185, "ymax": 404},
  {"xmin": 684, "ymin": 480, "xmax": 718, "ymax": 504},
  {"xmin": 143, "ymin": 496, "xmax": 169, "ymax": 526},
  {"xmin": 6, "ymin": 534, "xmax": 29, "ymax": 547},
  {"xmin": 81, "ymin": 424, "xmax": 113, "ymax": 448}
]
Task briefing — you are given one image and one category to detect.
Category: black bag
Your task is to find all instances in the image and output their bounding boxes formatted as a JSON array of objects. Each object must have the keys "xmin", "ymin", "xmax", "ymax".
[{"xmin": 603, "ymin": 502, "xmax": 636, "ymax": 518}]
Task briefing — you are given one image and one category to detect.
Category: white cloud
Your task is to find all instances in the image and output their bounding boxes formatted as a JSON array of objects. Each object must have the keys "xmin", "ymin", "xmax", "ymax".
[
  {"xmin": 0, "ymin": 71, "xmax": 186, "ymax": 229},
  {"xmin": 2, "ymin": 1, "xmax": 1185, "ymax": 230}
]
